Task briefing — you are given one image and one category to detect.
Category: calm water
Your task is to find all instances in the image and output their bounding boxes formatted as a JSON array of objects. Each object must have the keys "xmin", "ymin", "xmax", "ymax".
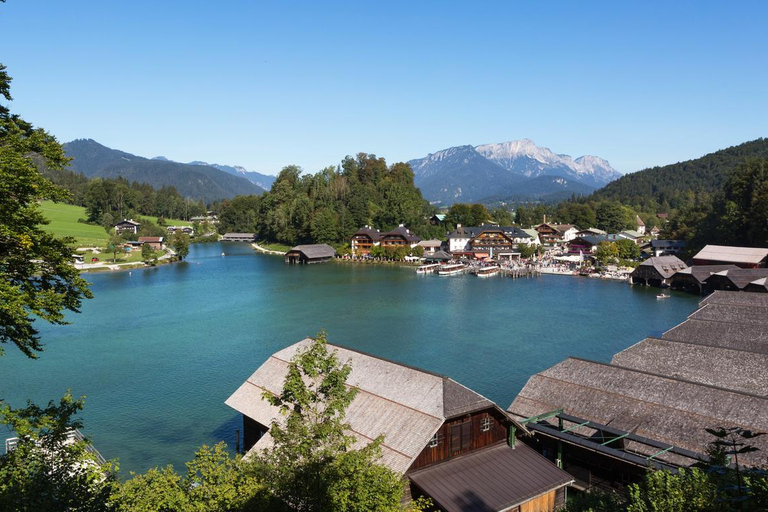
[{"xmin": 2, "ymin": 243, "xmax": 699, "ymax": 475}]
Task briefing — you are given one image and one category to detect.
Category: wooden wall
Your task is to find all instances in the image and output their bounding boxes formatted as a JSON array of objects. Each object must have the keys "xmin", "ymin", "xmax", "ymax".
[
  {"xmin": 408, "ymin": 407, "xmax": 509, "ymax": 472},
  {"xmin": 243, "ymin": 416, "xmax": 268, "ymax": 452},
  {"xmin": 519, "ymin": 490, "xmax": 556, "ymax": 512}
]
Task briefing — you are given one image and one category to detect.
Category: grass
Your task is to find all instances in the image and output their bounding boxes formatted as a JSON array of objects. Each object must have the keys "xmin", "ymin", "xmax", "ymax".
[
  {"xmin": 40, "ymin": 201, "xmax": 192, "ymax": 248},
  {"xmin": 78, "ymin": 248, "xmax": 166, "ymax": 264},
  {"xmin": 40, "ymin": 201, "xmax": 109, "ymax": 247},
  {"xmin": 258, "ymin": 241, "xmax": 292, "ymax": 252}
]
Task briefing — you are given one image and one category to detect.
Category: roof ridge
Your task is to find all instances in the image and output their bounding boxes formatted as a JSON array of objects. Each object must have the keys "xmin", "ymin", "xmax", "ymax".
[
  {"xmin": 639, "ymin": 335, "xmax": 768, "ymax": 357},
  {"xmin": 565, "ymin": 356, "xmax": 768, "ymax": 401}
]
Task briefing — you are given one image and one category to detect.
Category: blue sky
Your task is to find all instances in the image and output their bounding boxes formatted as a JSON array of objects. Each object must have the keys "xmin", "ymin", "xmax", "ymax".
[{"xmin": 1, "ymin": 1, "xmax": 766, "ymax": 175}]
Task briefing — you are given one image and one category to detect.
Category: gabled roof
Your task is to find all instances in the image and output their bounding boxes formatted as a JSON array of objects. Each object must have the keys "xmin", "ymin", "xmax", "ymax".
[
  {"xmin": 672, "ymin": 265, "xmax": 739, "ymax": 284},
  {"xmin": 576, "ymin": 227, "xmax": 607, "ymax": 236},
  {"xmin": 693, "ymin": 245, "xmax": 768, "ymax": 265},
  {"xmin": 497, "ymin": 226, "xmax": 532, "ymax": 239},
  {"xmin": 425, "ymin": 250, "xmax": 453, "ymax": 261},
  {"xmin": 703, "ymin": 268, "xmax": 768, "ymax": 289},
  {"xmin": 447, "ymin": 226, "xmax": 480, "ymax": 239},
  {"xmin": 286, "ymin": 244, "xmax": 336, "ymax": 259},
  {"xmin": 138, "ymin": 236, "xmax": 163, "ymax": 243},
  {"xmin": 381, "ymin": 226, "xmax": 421, "ymax": 243},
  {"xmin": 554, "ymin": 224, "xmax": 578, "ymax": 233},
  {"xmin": 352, "ymin": 226, "xmax": 381, "ymax": 240},
  {"xmin": 115, "ymin": 219, "xmax": 140, "ymax": 226},
  {"xmin": 418, "ymin": 239, "xmax": 443, "ymax": 248},
  {"xmin": 635, "ymin": 215, "xmax": 645, "ymax": 227},
  {"xmin": 225, "ymin": 339, "xmax": 513, "ymax": 475},
  {"xmin": 635, "ymin": 256, "xmax": 687, "ymax": 278},
  {"xmin": 619, "ymin": 230, "xmax": 644, "ymax": 239},
  {"xmin": 650, "ymin": 239, "xmax": 685, "ymax": 248}
]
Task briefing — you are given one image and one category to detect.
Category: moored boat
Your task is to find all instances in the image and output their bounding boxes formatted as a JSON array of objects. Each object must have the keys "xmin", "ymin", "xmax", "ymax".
[
  {"xmin": 416, "ymin": 263, "xmax": 440, "ymax": 274},
  {"xmin": 437, "ymin": 263, "xmax": 466, "ymax": 276},
  {"xmin": 475, "ymin": 265, "xmax": 501, "ymax": 278},
  {"xmin": 656, "ymin": 293, "xmax": 670, "ymax": 299}
]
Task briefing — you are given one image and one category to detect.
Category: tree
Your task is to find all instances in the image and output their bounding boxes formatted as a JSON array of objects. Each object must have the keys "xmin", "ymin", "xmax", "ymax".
[
  {"xmin": 615, "ymin": 239, "xmax": 641, "ymax": 260},
  {"xmin": 595, "ymin": 202, "xmax": 634, "ymax": 233},
  {"xmin": 107, "ymin": 234, "xmax": 124, "ymax": 263},
  {"xmin": 626, "ymin": 468, "xmax": 717, "ymax": 512},
  {"xmin": 171, "ymin": 232, "xmax": 190, "ymax": 260},
  {"xmin": 0, "ymin": 63, "xmax": 93, "ymax": 358},
  {"xmin": 0, "ymin": 393, "xmax": 116, "ymax": 511},
  {"xmin": 257, "ymin": 332, "xmax": 403, "ymax": 511},
  {"xmin": 141, "ymin": 242, "xmax": 154, "ymax": 264},
  {"xmin": 594, "ymin": 241, "xmax": 619, "ymax": 265},
  {"xmin": 490, "ymin": 207, "xmax": 514, "ymax": 226}
]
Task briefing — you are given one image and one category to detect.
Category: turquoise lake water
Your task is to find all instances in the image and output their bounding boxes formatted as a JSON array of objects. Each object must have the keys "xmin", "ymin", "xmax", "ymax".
[{"xmin": 2, "ymin": 242, "xmax": 700, "ymax": 475}]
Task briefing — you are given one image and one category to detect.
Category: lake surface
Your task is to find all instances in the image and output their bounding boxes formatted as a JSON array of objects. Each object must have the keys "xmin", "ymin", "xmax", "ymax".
[{"xmin": 2, "ymin": 242, "xmax": 699, "ymax": 475}]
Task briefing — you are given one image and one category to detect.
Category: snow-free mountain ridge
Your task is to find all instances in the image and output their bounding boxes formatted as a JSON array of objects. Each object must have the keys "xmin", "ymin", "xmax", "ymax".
[{"xmin": 408, "ymin": 139, "xmax": 621, "ymax": 205}]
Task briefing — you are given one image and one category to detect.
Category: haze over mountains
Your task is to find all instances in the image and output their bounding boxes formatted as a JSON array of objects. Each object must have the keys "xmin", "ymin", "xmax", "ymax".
[
  {"xmin": 63, "ymin": 139, "xmax": 268, "ymax": 202},
  {"xmin": 408, "ymin": 139, "xmax": 621, "ymax": 205}
]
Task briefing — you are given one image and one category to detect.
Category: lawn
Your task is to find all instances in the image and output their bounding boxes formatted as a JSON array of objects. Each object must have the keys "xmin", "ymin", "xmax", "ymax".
[
  {"xmin": 40, "ymin": 201, "xmax": 109, "ymax": 247},
  {"xmin": 40, "ymin": 201, "xmax": 193, "ymax": 247},
  {"xmin": 78, "ymin": 248, "xmax": 166, "ymax": 264}
]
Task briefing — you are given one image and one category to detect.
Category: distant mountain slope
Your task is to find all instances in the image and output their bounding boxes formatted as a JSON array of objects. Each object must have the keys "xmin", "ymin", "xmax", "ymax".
[
  {"xmin": 409, "ymin": 139, "xmax": 619, "ymax": 205},
  {"xmin": 589, "ymin": 138, "xmax": 768, "ymax": 208},
  {"xmin": 408, "ymin": 145, "xmax": 524, "ymax": 204},
  {"xmin": 64, "ymin": 139, "xmax": 265, "ymax": 202},
  {"xmin": 188, "ymin": 161, "xmax": 276, "ymax": 191},
  {"xmin": 484, "ymin": 175, "xmax": 596, "ymax": 204}
]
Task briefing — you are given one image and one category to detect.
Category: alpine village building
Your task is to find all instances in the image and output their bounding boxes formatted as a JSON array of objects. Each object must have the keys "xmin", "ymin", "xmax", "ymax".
[
  {"xmin": 226, "ymin": 340, "xmax": 574, "ymax": 512},
  {"xmin": 350, "ymin": 226, "xmax": 381, "ymax": 256}
]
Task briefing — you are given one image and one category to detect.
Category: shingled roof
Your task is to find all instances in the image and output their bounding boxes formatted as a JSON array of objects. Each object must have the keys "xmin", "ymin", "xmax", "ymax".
[
  {"xmin": 700, "ymin": 290, "xmax": 768, "ymax": 308},
  {"xmin": 612, "ymin": 337, "xmax": 768, "ymax": 396},
  {"xmin": 226, "ymin": 339, "xmax": 511, "ymax": 475},
  {"xmin": 693, "ymin": 245, "xmax": 768, "ymax": 266},
  {"xmin": 703, "ymin": 268, "xmax": 768, "ymax": 289},
  {"xmin": 663, "ymin": 319, "xmax": 768, "ymax": 355},
  {"xmin": 286, "ymin": 244, "xmax": 336, "ymax": 259},
  {"xmin": 508, "ymin": 357, "xmax": 768, "ymax": 466}
]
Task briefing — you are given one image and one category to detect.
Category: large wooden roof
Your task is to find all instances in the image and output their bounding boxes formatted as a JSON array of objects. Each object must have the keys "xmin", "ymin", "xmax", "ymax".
[
  {"xmin": 226, "ymin": 339, "xmax": 511, "ymax": 475},
  {"xmin": 508, "ymin": 290, "xmax": 768, "ymax": 467},
  {"xmin": 693, "ymin": 245, "xmax": 768, "ymax": 265},
  {"xmin": 409, "ymin": 443, "xmax": 573, "ymax": 512}
]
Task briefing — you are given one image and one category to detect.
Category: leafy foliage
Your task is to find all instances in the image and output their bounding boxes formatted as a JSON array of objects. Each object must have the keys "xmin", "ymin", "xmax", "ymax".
[
  {"xmin": 256, "ymin": 332, "xmax": 404, "ymax": 511},
  {"xmin": 0, "ymin": 393, "xmax": 116, "ymax": 512},
  {"xmin": 216, "ymin": 154, "xmax": 437, "ymax": 247},
  {"xmin": 0, "ymin": 63, "xmax": 93, "ymax": 358}
]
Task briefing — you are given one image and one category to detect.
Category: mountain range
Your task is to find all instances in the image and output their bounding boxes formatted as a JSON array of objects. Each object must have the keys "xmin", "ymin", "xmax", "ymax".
[
  {"xmin": 408, "ymin": 139, "xmax": 621, "ymax": 205},
  {"xmin": 63, "ymin": 139, "xmax": 268, "ymax": 202}
]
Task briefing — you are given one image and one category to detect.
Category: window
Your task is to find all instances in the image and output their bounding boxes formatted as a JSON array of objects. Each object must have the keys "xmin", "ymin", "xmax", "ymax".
[
  {"xmin": 480, "ymin": 417, "xmax": 493, "ymax": 432},
  {"xmin": 429, "ymin": 433, "xmax": 439, "ymax": 448}
]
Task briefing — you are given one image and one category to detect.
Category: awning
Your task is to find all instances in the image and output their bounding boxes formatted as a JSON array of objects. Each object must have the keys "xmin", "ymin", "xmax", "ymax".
[
  {"xmin": 473, "ymin": 252, "xmax": 490, "ymax": 259},
  {"xmin": 409, "ymin": 443, "xmax": 573, "ymax": 512}
]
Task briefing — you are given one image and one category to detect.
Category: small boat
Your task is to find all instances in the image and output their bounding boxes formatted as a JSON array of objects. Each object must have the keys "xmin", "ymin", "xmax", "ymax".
[
  {"xmin": 475, "ymin": 265, "xmax": 501, "ymax": 278},
  {"xmin": 221, "ymin": 252, "xmax": 225, "ymax": 257},
  {"xmin": 416, "ymin": 263, "xmax": 440, "ymax": 274},
  {"xmin": 438, "ymin": 263, "xmax": 466, "ymax": 276},
  {"xmin": 656, "ymin": 293, "xmax": 670, "ymax": 299}
]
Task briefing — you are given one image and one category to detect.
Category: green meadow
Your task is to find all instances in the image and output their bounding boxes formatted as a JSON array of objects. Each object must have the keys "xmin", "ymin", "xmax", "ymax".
[{"xmin": 40, "ymin": 201, "xmax": 193, "ymax": 247}]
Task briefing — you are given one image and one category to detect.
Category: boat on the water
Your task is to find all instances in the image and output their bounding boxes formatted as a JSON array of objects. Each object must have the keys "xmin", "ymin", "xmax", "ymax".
[
  {"xmin": 437, "ymin": 263, "xmax": 466, "ymax": 276},
  {"xmin": 475, "ymin": 265, "xmax": 501, "ymax": 278},
  {"xmin": 416, "ymin": 263, "xmax": 441, "ymax": 274},
  {"xmin": 656, "ymin": 293, "xmax": 670, "ymax": 299}
]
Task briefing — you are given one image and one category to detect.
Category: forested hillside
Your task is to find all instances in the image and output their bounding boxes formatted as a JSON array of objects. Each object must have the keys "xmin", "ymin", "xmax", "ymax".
[
  {"xmin": 588, "ymin": 138, "xmax": 768, "ymax": 212},
  {"xmin": 64, "ymin": 139, "xmax": 264, "ymax": 202},
  {"xmin": 216, "ymin": 153, "xmax": 443, "ymax": 247}
]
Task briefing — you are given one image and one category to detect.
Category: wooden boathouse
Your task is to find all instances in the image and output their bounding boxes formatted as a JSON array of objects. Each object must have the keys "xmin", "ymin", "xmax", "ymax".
[
  {"xmin": 284, "ymin": 244, "xmax": 336, "ymax": 264},
  {"xmin": 629, "ymin": 255, "xmax": 687, "ymax": 287},
  {"xmin": 226, "ymin": 340, "xmax": 574, "ymax": 512},
  {"xmin": 507, "ymin": 290, "xmax": 768, "ymax": 492}
]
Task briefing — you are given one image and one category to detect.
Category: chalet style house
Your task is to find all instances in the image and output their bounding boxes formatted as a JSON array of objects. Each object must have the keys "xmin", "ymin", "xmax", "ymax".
[
  {"xmin": 114, "ymin": 219, "xmax": 140, "ymax": 235},
  {"xmin": 226, "ymin": 340, "xmax": 573, "ymax": 512},
  {"xmin": 379, "ymin": 225, "xmax": 421, "ymax": 249},
  {"xmin": 534, "ymin": 223, "xmax": 580, "ymax": 246},
  {"xmin": 448, "ymin": 224, "xmax": 533, "ymax": 258},
  {"xmin": 350, "ymin": 226, "xmax": 381, "ymax": 256}
]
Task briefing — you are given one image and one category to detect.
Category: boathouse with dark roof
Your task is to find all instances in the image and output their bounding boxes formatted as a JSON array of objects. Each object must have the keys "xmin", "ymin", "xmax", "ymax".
[
  {"xmin": 226, "ymin": 339, "xmax": 573, "ymax": 511},
  {"xmin": 629, "ymin": 255, "xmax": 687, "ymax": 287},
  {"xmin": 507, "ymin": 290, "xmax": 768, "ymax": 492},
  {"xmin": 284, "ymin": 244, "xmax": 336, "ymax": 264},
  {"xmin": 702, "ymin": 268, "xmax": 768, "ymax": 292},
  {"xmin": 669, "ymin": 264, "xmax": 739, "ymax": 294}
]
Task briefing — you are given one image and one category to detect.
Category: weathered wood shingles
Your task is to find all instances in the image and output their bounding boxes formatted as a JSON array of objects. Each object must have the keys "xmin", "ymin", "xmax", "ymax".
[{"xmin": 508, "ymin": 291, "xmax": 768, "ymax": 467}]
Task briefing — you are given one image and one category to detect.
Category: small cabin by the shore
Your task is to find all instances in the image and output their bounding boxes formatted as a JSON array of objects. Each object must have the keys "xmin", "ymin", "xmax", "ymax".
[
  {"xmin": 138, "ymin": 236, "xmax": 164, "ymax": 251},
  {"xmin": 629, "ymin": 256, "xmax": 687, "ymax": 287},
  {"xmin": 221, "ymin": 233, "xmax": 255, "ymax": 242},
  {"xmin": 284, "ymin": 244, "xmax": 336, "ymax": 264},
  {"xmin": 226, "ymin": 340, "xmax": 574, "ymax": 511}
]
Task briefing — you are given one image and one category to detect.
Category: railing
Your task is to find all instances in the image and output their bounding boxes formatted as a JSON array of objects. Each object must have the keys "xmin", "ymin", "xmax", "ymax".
[{"xmin": 5, "ymin": 429, "xmax": 107, "ymax": 465}]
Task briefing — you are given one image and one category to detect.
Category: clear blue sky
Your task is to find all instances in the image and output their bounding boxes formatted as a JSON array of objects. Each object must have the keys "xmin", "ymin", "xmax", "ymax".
[{"xmin": 1, "ymin": 1, "xmax": 766, "ymax": 176}]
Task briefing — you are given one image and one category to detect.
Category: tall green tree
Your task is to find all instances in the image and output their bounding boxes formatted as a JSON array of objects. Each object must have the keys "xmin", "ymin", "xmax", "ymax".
[
  {"xmin": 257, "ymin": 332, "xmax": 403, "ymax": 511},
  {"xmin": 0, "ymin": 63, "xmax": 92, "ymax": 358},
  {"xmin": 170, "ymin": 232, "xmax": 190, "ymax": 260}
]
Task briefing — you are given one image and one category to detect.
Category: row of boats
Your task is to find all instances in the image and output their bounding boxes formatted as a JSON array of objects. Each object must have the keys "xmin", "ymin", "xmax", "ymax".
[{"xmin": 416, "ymin": 262, "xmax": 501, "ymax": 277}]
